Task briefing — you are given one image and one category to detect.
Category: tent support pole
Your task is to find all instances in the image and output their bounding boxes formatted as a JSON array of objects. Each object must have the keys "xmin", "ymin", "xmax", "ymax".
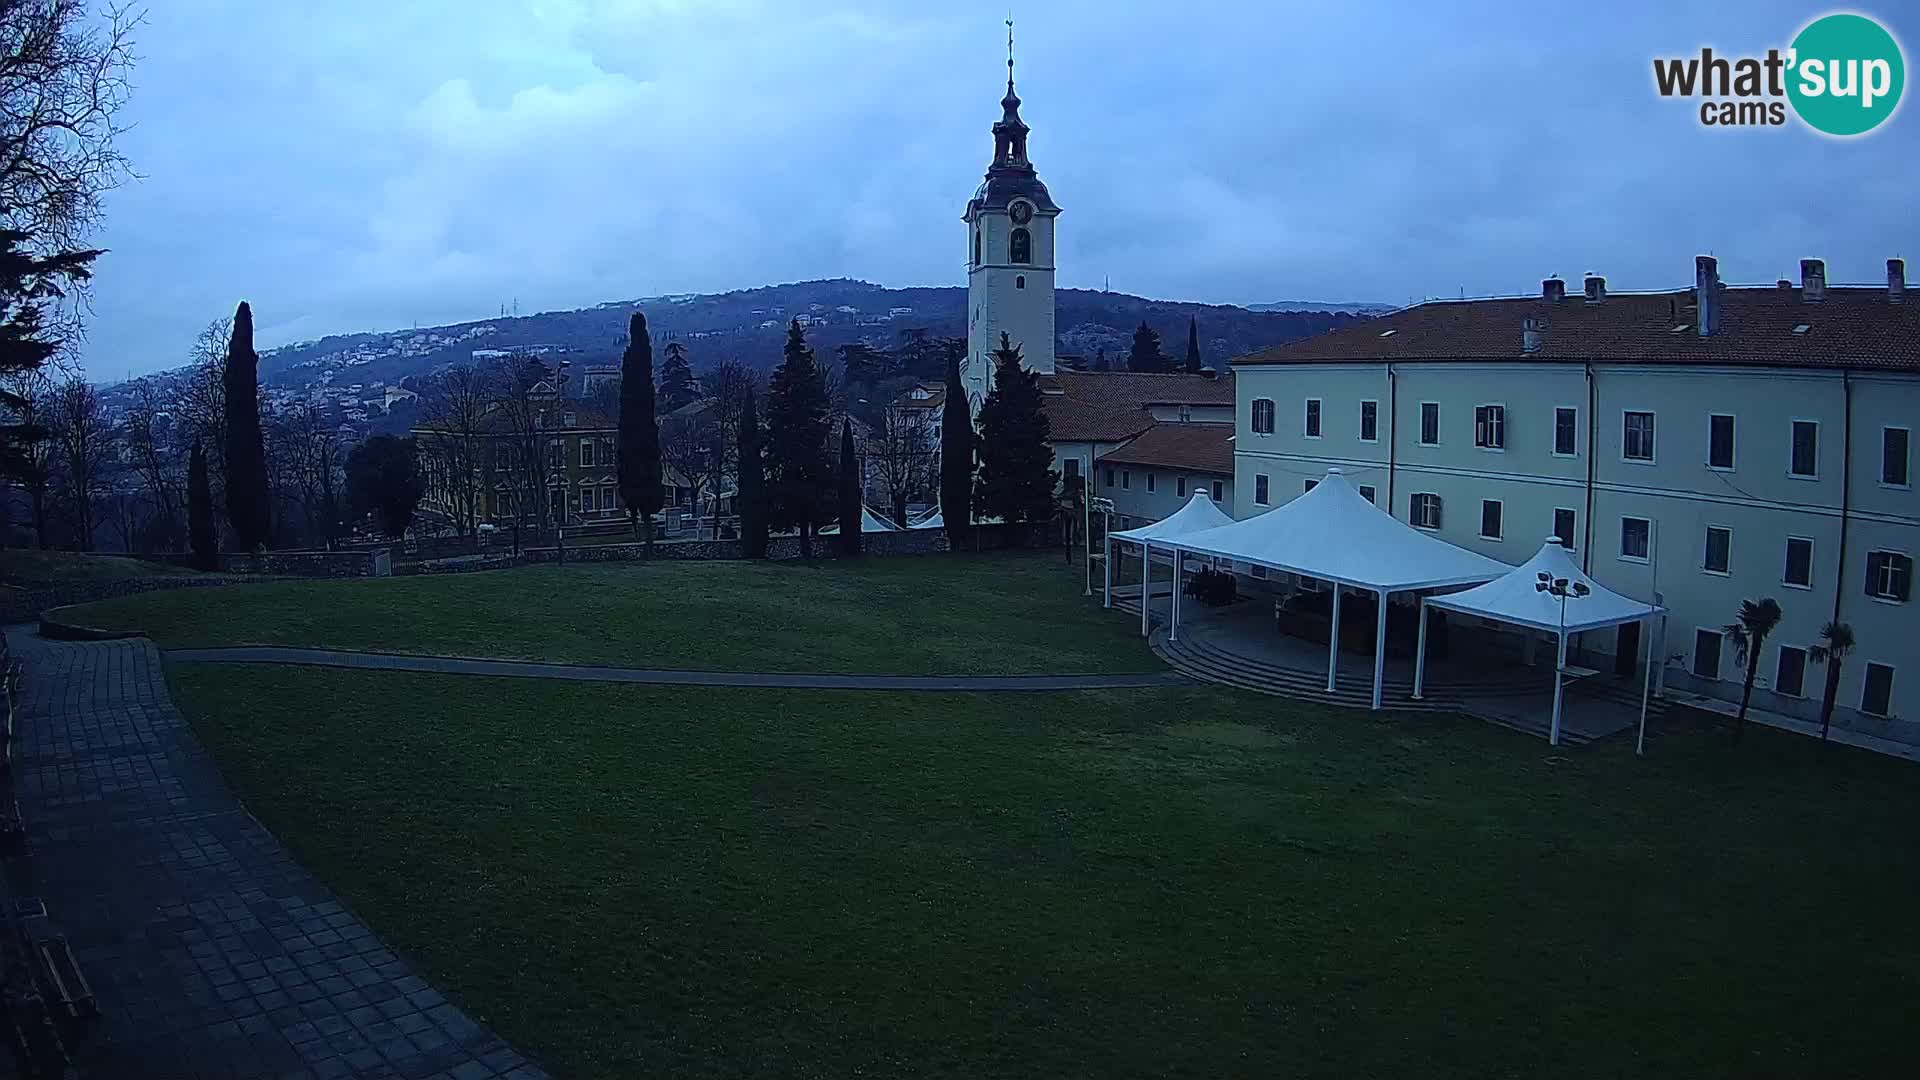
[
  {"xmin": 1371, "ymin": 588, "xmax": 1388, "ymax": 711},
  {"xmin": 1102, "ymin": 532, "xmax": 1112, "ymax": 609},
  {"xmin": 1169, "ymin": 550, "xmax": 1181, "ymax": 643},
  {"xmin": 1140, "ymin": 543, "xmax": 1150, "ymax": 638},
  {"xmin": 1326, "ymin": 582, "xmax": 1343, "ymax": 693},
  {"xmin": 1413, "ymin": 598, "xmax": 1429, "ymax": 700},
  {"xmin": 1550, "ymin": 627, "xmax": 1567, "ymax": 747},
  {"xmin": 1636, "ymin": 614, "xmax": 1655, "ymax": 757}
]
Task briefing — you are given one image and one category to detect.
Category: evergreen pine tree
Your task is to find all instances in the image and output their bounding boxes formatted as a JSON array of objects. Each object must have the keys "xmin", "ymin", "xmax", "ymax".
[
  {"xmin": 1090, "ymin": 347, "xmax": 1109, "ymax": 372},
  {"xmin": 939, "ymin": 345, "xmax": 973, "ymax": 548},
  {"xmin": 617, "ymin": 313, "xmax": 664, "ymax": 555},
  {"xmin": 836, "ymin": 418, "xmax": 860, "ymax": 557},
  {"xmin": 188, "ymin": 441, "xmax": 216, "ymax": 570},
  {"xmin": 222, "ymin": 301, "xmax": 271, "ymax": 550},
  {"xmin": 0, "ymin": 227, "xmax": 97, "ymax": 492},
  {"xmin": 976, "ymin": 333, "xmax": 1056, "ymax": 532},
  {"xmin": 765, "ymin": 320, "xmax": 832, "ymax": 559},
  {"xmin": 1126, "ymin": 321, "xmax": 1167, "ymax": 373},
  {"xmin": 737, "ymin": 389, "xmax": 768, "ymax": 558},
  {"xmin": 1185, "ymin": 316, "xmax": 1202, "ymax": 374},
  {"xmin": 659, "ymin": 338, "xmax": 696, "ymax": 413}
]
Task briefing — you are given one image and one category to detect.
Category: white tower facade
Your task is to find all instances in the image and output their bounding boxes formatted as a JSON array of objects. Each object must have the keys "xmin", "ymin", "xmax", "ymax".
[{"xmin": 962, "ymin": 42, "xmax": 1059, "ymax": 414}]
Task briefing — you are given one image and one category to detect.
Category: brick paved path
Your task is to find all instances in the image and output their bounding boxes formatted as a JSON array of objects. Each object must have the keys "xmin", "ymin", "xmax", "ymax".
[{"xmin": 6, "ymin": 629, "xmax": 549, "ymax": 1080}]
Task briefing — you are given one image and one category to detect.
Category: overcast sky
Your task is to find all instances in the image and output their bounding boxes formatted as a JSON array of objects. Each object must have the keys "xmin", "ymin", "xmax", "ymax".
[{"xmin": 84, "ymin": 0, "xmax": 1918, "ymax": 380}]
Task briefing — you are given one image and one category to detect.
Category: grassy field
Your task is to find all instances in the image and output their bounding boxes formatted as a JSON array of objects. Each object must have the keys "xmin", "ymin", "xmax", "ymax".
[
  {"xmin": 64, "ymin": 551, "xmax": 1153, "ymax": 675},
  {"xmin": 169, "ymin": 663, "xmax": 1920, "ymax": 1080},
  {"xmin": 0, "ymin": 548, "xmax": 198, "ymax": 582}
]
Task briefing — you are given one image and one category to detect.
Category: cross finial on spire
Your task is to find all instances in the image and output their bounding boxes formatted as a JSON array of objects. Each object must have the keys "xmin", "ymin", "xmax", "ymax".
[{"xmin": 1006, "ymin": 16, "xmax": 1015, "ymax": 86}]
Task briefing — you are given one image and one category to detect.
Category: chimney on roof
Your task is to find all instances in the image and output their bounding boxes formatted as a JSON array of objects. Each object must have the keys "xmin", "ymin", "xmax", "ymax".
[
  {"xmin": 1583, "ymin": 275, "xmax": 1606, "ymax": 303},
  {"xmin": 1198, "ymin": 366, "xmax": 1218, "ymax": 380},
  {"xmin": 1694, "ymin": 255, "xmax": 1720, "ymax": 336},
  {"xmin": 1521, "ymin": 316, "xmax": 1544, "ymax": 354},
  {"xmin": 1890, "ymin": 258, "xmax": 1906, "ymax": 304},
  {"xmin": 1800, "ymin": 258, "xmax": 1826, "ymax": 302},
  {"xmin": 1777, "ymin": 278, "xmax": 1793, "ymax": 291},
  {"xmin": 1542, "ymin": 277, "xmax": 1566, "ymax": 303}
]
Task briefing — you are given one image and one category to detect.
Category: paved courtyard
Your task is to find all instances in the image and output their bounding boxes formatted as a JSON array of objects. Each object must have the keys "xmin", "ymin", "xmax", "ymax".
[{"xmin": 5, "ymin": 628, "xmax": 548, "ymax": 1080}]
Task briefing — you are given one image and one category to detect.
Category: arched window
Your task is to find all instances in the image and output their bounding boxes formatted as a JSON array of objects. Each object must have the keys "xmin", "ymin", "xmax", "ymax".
[
  {"xmin": 973, "ymin": 228, "xmax": 981, "ymax": 266},
  {"xmin": 1010, "ymin": 226, "xmax": 1031, "ymax": 264},
  {"xmin": 1015, "ymin": 275, "xmax": 1025, "ymax": 289}
]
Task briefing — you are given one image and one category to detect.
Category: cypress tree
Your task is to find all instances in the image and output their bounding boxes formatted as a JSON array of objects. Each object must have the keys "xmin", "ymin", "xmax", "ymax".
[
  {"xmin": 765, "ymin": 320, "xmax": 832, "ymax": 560},
  {"xmin": 222, "ymin": 301, "xmax": 271, "ymax": 550},
  {"xmin": 1185, "ymin": 316, "xmax": 1202, "ymax": 374},
  {"xmin": 737, "ymin": 389, "xmax": 768, "ymax": 558},
  {"xmin": 1126, "ymin": 321, "xmax": 1167, "ymax": 373},
  {"xmin": 939, "ymin": 345, "xmax": 973, "ymax": 548},
  {"xmin": 976, "ymin": 332, "xmax": 1056, "ymax": 533},
  {"xmin": 617, "ymin": 312, "xmax": 664, "ymax": 555},
  {"xmin": 658, "ymin": 338, "xmax": 696, "ymax": 413},
  {"xmin": 836, "ymin": 417, "xmax": 860, "ymax": 557},
  {"xmin": 188, "ymin": 441, "xmax": 216, "ymax": 570}
]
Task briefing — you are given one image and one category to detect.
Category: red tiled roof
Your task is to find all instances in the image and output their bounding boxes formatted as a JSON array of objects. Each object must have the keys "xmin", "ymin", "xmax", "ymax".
[
  {"xmin": 1039, "ymin": 370, "xmax": 1235, "ymax": 443},
  {"xmin": 1233, "ymin": 285, "xmax": 1920, "ymax": 372},
  {"xmin": 1096, "ymin": 423, "xmax": 1234, "ymax": 474}
]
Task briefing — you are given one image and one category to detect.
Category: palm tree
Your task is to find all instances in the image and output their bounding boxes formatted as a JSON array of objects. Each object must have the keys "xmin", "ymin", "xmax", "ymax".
[
  {"xmin": 1723, "ymin": 597, "xmax": 1784, "ymax": 743},
  {"xmin": 1807, "ymin": 620, "xmax": 1856, "ymax": 743}
]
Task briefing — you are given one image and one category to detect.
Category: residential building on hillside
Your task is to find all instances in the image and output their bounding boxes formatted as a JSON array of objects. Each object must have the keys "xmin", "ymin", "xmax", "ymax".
[{"xmin": 1228, "ymin": 255, "xmax": 1917, "ymax": 733}]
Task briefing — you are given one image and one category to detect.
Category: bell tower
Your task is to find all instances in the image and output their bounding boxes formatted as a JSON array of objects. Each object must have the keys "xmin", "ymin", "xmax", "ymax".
[{"xmin": 962, "ymin": 20, "xmax": 1059, "ymax": 414}]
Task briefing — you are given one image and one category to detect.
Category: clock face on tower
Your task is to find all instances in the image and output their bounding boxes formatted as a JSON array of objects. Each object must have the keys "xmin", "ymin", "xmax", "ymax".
[{"xmin": 1009, "ymin": 201, "xmax": 1034, "ymax": 225}]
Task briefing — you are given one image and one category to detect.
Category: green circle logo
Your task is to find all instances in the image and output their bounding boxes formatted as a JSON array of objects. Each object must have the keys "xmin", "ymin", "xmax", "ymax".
[{"xmin": 1787, "ymin": 13, "xmax": 1905, "ymax": 136}]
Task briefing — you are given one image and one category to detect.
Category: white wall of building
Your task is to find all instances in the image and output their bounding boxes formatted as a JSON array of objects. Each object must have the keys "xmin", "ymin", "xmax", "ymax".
[{"xmin": 965, "ymin": 204, "xmax": 1057, "ymax": 410}]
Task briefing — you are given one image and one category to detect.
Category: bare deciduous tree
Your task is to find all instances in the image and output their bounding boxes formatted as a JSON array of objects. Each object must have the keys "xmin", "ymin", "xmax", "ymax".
[
  {"xmin": 868, "ymin": 406, "xmax": 936, "ymax": 528},
  {"xmin": 417, "ymin": 363, "xmax": 490, "ymax": 537},
  {"xmin": 659, "ymin": 409, "xmax": 723, "ymax": 538},
  {"xmin": 48, "ymin": 371, "xmax": 104, "ymax": 548}
]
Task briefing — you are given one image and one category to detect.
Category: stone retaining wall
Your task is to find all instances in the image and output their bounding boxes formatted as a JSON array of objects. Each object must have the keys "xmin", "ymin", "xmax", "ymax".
[
  {"xmin": 137, "ymin": 549, "xmax": 393, "ymax": 578},
  {"xmin": 398, "ymin": 524, "xmax": 1046, "ymax": 575},
  {"xmin": 0, "ymin": 575, "xmax": 268, "ymax": 624}
]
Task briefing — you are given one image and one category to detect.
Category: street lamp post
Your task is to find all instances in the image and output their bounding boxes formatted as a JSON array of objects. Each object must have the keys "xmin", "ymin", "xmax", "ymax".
[{"xmin": 1535, "ymin": 571, "xmax": 1591, "ymax": 747}]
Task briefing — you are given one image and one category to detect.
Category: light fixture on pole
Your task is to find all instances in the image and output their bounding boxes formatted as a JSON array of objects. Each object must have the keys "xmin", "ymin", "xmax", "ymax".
[{"xmin": 1535, "ymin": 571, "xmax": 1590, "ymax": 747}]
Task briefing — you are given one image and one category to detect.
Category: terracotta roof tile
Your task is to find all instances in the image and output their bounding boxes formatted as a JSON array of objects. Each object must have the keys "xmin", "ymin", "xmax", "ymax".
[
  {"xmin": 1039, "ymin": 370, "xmax": 1234, "ymax": 442},
  {"xmin": 1096, "ymin": 423, "xmax": 1234, "ymax": 474},
  {"xmin": 1233, "ymin": 285, "xmax": 1919, "ymax": 372}
]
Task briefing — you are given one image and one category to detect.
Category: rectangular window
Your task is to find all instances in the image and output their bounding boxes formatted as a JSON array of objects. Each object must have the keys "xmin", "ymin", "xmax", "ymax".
[
  {"xmin": 1304, "ymin": 398, "xmax": 1322, "ymax": 438},
  {"xmin": 1784, "ymin": 537, "xmax": 1814, "ymax": 588},
  {"xmin": 1861, "ymin": 662, "xmax": 1895, "ymax": 717},
  {"xmin": 1474, "ymin": 404, "xmax": 1506, "ymax": 449},
  {"xmin": 1411, "ymin": 493, "xmax": 1442, "ymax": 530},
  {"xmin": 1211, "ymin": 480, "xmax": 1224, "ymax": 502},
  {"xmin": 1359, "ymin": 400, "xmax": 1378, "ymax": 442},
  {"xmin": 1063, "ymin": 458, "xmax": 1080, "ymax": 481},
  {"xmin": 1304, "ymin": 479, "xmax": 1319, "ymax": 494},
  {"xmin": 1790, "ymin": 420, "xmax": 1819, "ymax": 478},
  {"xmin": 1884, "ymin": 427, "xmax": 1911, "ymax": 487},
  {"xmin": 600, "ymin": 485, "xmax": 616, "ymax": 511},
  {"xmin": 1419, "ymin": 402, "xmax": 1440, "ymax": 445},
  {"xmin": 1708, "ymin": 414, "xmax": 1735, "ymax": 470},
  {"xmin": 1692, "ymin": 629, "xmax": 1723, "ymax": 680},
  {"xmin": 1251, "ymin": 398, "xmax": 1275, "ymax": 435},
  {"xmin": 1554, "ymin": 407, "xmax": 1577, "ymax": 457},
  {"xmin": 1553, "ymin": 508, "xmax": 1577, "ymax": 549},
  {"xmin": 548, "ymin": 440, "xmax": 564, "ymax": 469},
  {"xmin": 1479, "ymin": 499, "xmax": 1503, "ymax": 540},
  {"xmin": 1623, "ymin": 411, "xmax": 1655, "ymax": 462},
  {"xmin": 1146, "ymin": 472, "xmax": 1156, "ymax": 493},
  {"xmin": 1621, "ymin": 516, "xmax": 1651, "ymax": 561},
  {"xmin": 1103, "ymin": 467, "xmax": 1114, "ymax": 487},
  {"xmin": 1703, "ymin": 526, "xmax": 1731, "ymax": 575},
  {"xmin": 1254, "ymin": 474, "xmax": 1269, "ymax": 505},
  {"xmin": 1175, "ymin": 476, "xmax": 1186, "ymax": 497},
  {"xmin": 1359, "ymin": 484, "xmax": 1376, "ymax": 504},
  {"xmin": 1775, "ymin": 645, "xmax": 1808, "ymax": 698},
  {"xmin": 1249, "ymin": 564, "xmax": 1268, "ymax": 580},
  {"xmin": 580, "ymin": 440, "xmax": 595, "ymax": 468},
  {"xmin": 1121, "ymin": 470, "xmax": 1131, "ymax": 490},
  {"xmin": 1866, "ymin": 551, "xmax": 1912, "ymax": 602}
]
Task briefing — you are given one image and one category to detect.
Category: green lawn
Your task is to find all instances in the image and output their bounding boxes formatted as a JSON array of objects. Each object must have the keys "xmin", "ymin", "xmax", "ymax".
[
  {"xmin": 63, "ymin": 552, "xmax": 1153, "ymax": 675},
  {"xmin": 0, "ymin": 548, "xmax": 199, "ymax": 582},
  {"xmin": 170, "ymin": 664, "xmax": 1920, "ymax": 1080}
]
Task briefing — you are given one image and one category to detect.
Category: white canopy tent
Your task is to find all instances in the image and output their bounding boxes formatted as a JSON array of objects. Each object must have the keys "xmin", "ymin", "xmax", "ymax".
[
  {"xmin": 907, "ymin": 506, "xmax": 943, "ymax": 530},
  {"xmin": 819, "ymin": 505, "xmax": 901, "ymax": 535},
  {"xmin": 1164, "ymin": 468, "xmax": 1508, "ymax": 710},
  {"xmin": 1420, "ymin": 537, "xmax": 1664, "ymax": 746},
  {"xmin": 1106, "ymin": 490, "xmax": 1237, "ymax": 637}
]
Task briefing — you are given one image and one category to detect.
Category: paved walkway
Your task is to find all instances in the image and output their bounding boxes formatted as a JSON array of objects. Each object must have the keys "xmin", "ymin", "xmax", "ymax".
[
  {"xmin": 167, "ymin": 645, "xmax": 1194, "ymax": 691},
  {"xmin": 6, "ymin": 629, "xmax": 549, "ymax": 1080}
]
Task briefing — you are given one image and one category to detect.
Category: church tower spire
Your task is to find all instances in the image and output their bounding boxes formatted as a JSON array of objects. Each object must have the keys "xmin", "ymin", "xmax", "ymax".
[{"xmin": 962, "ymin": 19, "xmax": 1060, "ymax": 412}]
